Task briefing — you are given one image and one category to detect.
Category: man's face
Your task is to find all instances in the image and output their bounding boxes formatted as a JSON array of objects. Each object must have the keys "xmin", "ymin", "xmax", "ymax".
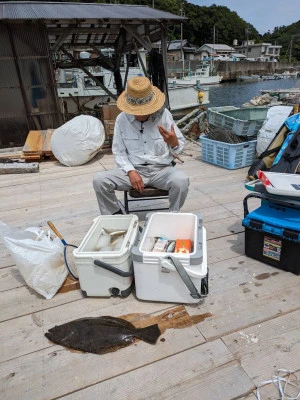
[{"xmin": 134, "ymin": 115, "xmax": 150, "ymax": 122}]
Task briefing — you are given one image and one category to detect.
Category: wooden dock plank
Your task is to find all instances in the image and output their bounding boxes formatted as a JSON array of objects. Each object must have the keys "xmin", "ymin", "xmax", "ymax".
[
  {"xmin": 222, "ymin": 310, "xmax": 300, "ymax": 385},
  {"xmin": 42, "ymin": 129, "xmax": 55, "ymax": 154},
  {"xmin": 0, "ymin": 245, "xmax": 15, "ymax": 269},
  {"xmin": 207, "ymin": 232, "xmax": 244, "ymax": 263},
  {"xmin": 60, "ymin": 346, "xmax": 254, "ymax": 400},
  {"xmin": 0, "ymin": 308, "xmax": 206, "ymax": 400},
  {"xmin": 22, "ymin": 130, "xmax": 44, "ymax": 155},
  {"xmin": 0, "ymin": 203, "xmax": 99, "ymax": 237},
  {"xmin": 0, "ymin": 145, "xmax": 299, "ymax": 400},
  {"xmin": 0, "ymin": 299, "xmax": 186, "ymax": 363},
  {"xmin": 186, "ymin": 256, "xmax": 300, "ymax": 340},
  {"xmin": 0, "ymin": 285, "xmax": 83, "ymax": 323},
  {"xmin": 0, "ymin": 266, "xmax": 25, "ymax": 292}
]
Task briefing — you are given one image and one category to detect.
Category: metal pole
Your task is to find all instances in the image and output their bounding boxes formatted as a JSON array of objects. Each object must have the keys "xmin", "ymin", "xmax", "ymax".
[
  {"xmin": 7, "ymin": 25, "xmax": 32, "ymax": 130},
  {"xmin": 246, "ymin": 27, "xmax": 249, "ymax": 58},
  {"xmin": 180, "ymin": 2, "xmax": 184, "ymax": 73},
  {"xmin": 289, "ymin": 36, "xmax": 293, "ymax": 62},
  {"xmin": 289, "ymin": 34, "xmax": 300, "ymax": 62},
  {"xmin": 213, "ymin": 24, "xmax": 215, "ymax": 73},
  {"xmin": 160, "ymin": 23, "xmax": 169, "ymax": 109}
]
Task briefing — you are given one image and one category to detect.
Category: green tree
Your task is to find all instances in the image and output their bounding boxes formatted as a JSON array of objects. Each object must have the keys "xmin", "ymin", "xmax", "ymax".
[{"xmin": 262, "ymin": 21, "xmax": 300, "ymax": 61}]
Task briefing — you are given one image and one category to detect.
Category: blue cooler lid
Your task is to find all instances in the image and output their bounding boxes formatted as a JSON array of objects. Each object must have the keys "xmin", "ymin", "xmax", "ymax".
[{"xmin": 242, "ymin": 202, "xmax": 300, "ymax": 242}]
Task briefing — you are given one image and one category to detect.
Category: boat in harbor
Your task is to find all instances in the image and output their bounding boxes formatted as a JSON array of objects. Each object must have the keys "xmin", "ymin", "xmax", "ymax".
[
  {"xmin": 56, "ymin": 67, "xmax": 209, "ymax": 115},
  {"xmin": 238, "ymin": 75, "xmax": 264, "ymax": 82},
  {"xmin": 274, "ymin": 70, "xmax": 300, "ymax": 79},
  {"xmin": 168, "ymin": 62, "xmax": 223, "ymax": 86},
  {"xmin": 238, "ymin": 74, "xmax": 283, "ymax": 82}
]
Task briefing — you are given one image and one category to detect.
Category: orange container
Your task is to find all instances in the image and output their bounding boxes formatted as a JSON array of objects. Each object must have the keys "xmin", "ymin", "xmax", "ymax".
[{"xmin": 174, "ymin": 239, "xmax": 192, "ymax": 254}]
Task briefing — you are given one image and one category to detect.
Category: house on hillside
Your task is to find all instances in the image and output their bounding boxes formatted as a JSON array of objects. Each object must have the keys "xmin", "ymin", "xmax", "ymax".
[
  {"xmin": 163, "ymin": 39, "xmax": 197, "ymax": 61},
  {"xmin": 195, "ymin": 44, "xmax": 236, "ymax": 60},
  {"xmin": 234, "ymin": 40, "xmax": 282, "ymax": 61}
]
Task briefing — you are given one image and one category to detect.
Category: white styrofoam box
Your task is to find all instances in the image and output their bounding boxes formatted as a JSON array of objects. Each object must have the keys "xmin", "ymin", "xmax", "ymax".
[
  {"xmin": 132, "ymin": 212, "xmax": 208, "ymax": 304},
  {"xmin": 74, "ymin": 215, "xmax": 139, "ymax": 297}
]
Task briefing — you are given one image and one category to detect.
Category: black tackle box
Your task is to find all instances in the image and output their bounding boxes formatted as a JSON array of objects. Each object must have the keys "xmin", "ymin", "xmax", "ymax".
[{"xmin": 242, "ymin": 193, "xmax": 300, "ymax": 275}]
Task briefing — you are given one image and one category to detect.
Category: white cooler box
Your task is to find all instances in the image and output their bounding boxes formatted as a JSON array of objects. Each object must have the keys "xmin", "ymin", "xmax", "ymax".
[
  {"xmin": 132, "ymin": 212, "xmax": 208, "ymax": 304},
  {"xmin": 74, "ymin": 215, "xmax": 139, "ymax": 297}
]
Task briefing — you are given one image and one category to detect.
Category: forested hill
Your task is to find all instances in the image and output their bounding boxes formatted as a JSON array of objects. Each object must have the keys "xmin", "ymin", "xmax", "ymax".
[
  {"xmin": 5, "ymin": 0, "xmax": 300, "ymax": 60},
  {"xmin": 262, "ymin": 21, "xmax": 300, "ymax": 61}
]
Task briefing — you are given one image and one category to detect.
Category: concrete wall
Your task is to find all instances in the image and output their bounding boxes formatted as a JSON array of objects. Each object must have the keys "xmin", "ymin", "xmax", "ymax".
[
  {"xmin": 167, "ymin": 60, "xmax": 300, "ymax": 81},
  {"xmin": 214, "ymin": 61, "xmax": 299, "ymax": 80}
]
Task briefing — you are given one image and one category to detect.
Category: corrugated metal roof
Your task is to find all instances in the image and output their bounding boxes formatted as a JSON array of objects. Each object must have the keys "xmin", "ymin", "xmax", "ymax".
[
  {"xmin": 168, "ymin": 40, "xmax": 188, "ymax": 50},
  {"xmin": 0, "ymin": 2, "xmax": 186, "ymax": 21},
  {"xmin": 203, "ymin": 44, "xmax": 235, "ymax": 51},
  {"xmin": 167, "ymin": 40, "xmax": 198, "ymax": 51}
]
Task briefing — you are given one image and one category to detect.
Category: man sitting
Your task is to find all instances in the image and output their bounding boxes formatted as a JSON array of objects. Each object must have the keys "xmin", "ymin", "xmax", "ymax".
[{"xmin": 93, "ymin": 76, "xmax": 189, "ymax": 214}]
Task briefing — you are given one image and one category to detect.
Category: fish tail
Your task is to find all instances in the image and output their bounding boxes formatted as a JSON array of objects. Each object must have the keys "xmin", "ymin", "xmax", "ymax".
[{"xmin": 137, "ymin": 324, "xmax": 161, "ymax": 344}]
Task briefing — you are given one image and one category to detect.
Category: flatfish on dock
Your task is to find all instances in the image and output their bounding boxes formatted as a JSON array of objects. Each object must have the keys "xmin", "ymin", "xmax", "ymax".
[{"xmin": 45, "ymin": 316, "xmax": 161, "ymax": 354}]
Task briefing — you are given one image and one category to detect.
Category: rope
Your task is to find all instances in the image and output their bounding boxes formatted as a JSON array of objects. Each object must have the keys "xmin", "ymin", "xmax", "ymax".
[{"xmin": 256, "ymin": 369, "xmax": 300, "ymax": 400}]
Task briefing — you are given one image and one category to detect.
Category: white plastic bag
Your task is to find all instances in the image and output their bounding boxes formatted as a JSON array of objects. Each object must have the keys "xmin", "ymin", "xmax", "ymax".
[
  {"xmin": 256, "ymin": 106, "xmax": 293, "ymax": 156},
  {"xmin": 0, "ymin": 221, "xmax": 67, "ymax": 299},
  {"xmin": 51, "ymin": 115, "xmax": 105, "ymax": 166}
]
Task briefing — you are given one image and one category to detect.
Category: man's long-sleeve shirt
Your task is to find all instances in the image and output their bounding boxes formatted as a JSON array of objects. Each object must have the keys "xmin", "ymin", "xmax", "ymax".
[{"xmin": 112, "ymin": 108, "xmax": 185, "ymax": 173}]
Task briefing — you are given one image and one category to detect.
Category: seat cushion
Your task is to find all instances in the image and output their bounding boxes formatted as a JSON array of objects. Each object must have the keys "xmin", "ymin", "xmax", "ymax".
[{"xmin": 128, "ymin": 186, "xmax": 169, "ymax": 198}]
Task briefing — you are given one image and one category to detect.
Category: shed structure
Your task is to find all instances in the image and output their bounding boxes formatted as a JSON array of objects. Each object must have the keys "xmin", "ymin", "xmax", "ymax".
[{"xmin": 0, "ymin": 1, "xmax": 185, "ymax": 148}]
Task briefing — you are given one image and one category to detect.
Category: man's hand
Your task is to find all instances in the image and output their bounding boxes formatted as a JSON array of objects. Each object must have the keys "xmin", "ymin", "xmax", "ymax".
[
  {"xmin": 128, "ymin": 170, "xmax": 144, "ymax": 193},
  {"xmin": 158, "ymin": 124, "xmax": 179, "ymax": 148}
]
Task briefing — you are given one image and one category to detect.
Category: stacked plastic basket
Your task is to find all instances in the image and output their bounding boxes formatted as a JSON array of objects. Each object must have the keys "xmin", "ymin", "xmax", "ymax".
[{"xmin": 200, "ymin": 106, "xmax": 269, "ymax": 170}]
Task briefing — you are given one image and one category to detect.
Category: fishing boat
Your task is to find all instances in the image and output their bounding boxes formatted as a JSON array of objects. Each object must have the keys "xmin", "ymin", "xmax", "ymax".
[
  {"xmin": 56, "ymin": 67, "xmax": 209, "ymax": 115},
  {"xmin": 168, "ymin": 62, "xmax": 223, "ymax": 86},
  {"xmin": 238, "ymin": 75, "xmax": 263, "ymax": 82},
  {"xmin": 274, "ymin": 70, "xmax": 300, "ymax": 79},
  {"xmin": 238, "ymin": 74, "xmax": 282, "ymax": 82}
]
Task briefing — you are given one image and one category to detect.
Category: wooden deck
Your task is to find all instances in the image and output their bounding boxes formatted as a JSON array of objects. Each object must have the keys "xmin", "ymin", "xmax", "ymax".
[{"xmin": 0, "ymin": 142, "xmax": 299, "ymax": 400}]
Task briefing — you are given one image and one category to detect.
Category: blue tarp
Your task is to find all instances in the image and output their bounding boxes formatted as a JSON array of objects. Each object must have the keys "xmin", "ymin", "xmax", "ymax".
[{"xmin": 285, "ymin": 112, "xmax": 300, "ymax": 133}]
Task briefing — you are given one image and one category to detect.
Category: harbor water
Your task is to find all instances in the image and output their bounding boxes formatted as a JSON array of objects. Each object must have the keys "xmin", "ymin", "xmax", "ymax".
[{"xmin": 207, "ymin": 78, "xmax": 300, "ymax": 108}]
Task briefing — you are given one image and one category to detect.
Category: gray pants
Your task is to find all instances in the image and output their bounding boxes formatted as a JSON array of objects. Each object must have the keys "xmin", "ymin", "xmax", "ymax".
[{"xmin": 93, "ymin": 165, "xmax": 189, "ymax": 214}]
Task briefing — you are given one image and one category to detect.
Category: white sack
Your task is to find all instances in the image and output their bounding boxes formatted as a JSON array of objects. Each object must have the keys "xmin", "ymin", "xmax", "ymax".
[
  {"xmin": 256, "ymin": 106, "xmax": 293, "ymax": 156},
  {"xmin": 51, "ymin": 115, "xmax": 105, "ymax": 166},
  {"xmin": 0, "ymin": 221, "xmax": 67, "ymax": 299}
]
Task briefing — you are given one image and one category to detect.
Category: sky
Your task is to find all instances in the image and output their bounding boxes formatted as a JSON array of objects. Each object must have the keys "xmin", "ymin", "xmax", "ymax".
[{"xmin": 188, "ymin": 0, "xmax": 300, "ymax": 35}]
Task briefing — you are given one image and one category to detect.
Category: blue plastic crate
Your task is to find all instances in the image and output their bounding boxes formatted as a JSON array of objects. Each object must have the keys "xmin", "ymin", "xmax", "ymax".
[{"xmin": 200, "ymin": 135, "xmax": 257, "ymax": 170}]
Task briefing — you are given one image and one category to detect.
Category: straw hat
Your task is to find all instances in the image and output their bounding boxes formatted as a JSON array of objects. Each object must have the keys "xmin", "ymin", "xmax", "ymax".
[{"xmin": 117, "ymin": 76, "xmax": 165, "ymax": 115}]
